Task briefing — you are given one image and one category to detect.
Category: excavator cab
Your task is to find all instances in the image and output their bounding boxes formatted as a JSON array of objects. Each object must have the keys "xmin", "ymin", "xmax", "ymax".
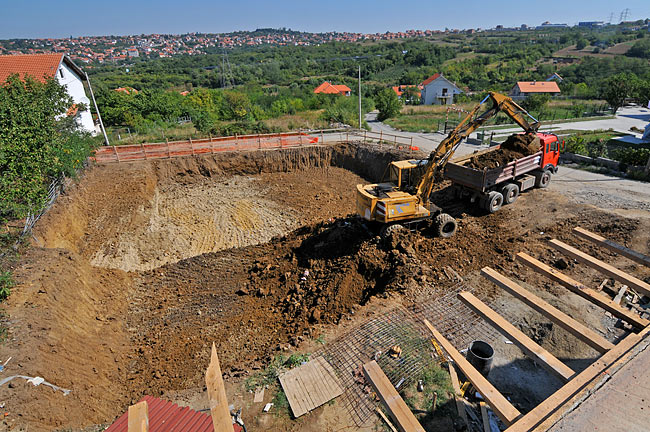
[{"xmin": 385, "ymin": 160, "xmax": 428, "ymax": 193}]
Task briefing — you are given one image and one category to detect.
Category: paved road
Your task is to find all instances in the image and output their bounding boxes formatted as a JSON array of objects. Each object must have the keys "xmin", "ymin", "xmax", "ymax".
[
  {"xmin": 364, "ymin": 111, "xmax": 483, "ymax": 157},
  {"xmin": 549, "ymin": 165, "xmax": 650, "ymax": 214}
]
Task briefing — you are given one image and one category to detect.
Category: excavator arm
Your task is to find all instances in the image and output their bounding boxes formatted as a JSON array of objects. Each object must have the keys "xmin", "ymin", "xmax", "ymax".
[{"xmin": 416, "ymin": 92, "xmax": 539, "ymax": 205}]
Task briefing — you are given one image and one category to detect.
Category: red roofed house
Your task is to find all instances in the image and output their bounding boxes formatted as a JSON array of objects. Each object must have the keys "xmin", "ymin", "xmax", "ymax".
[
  {"xmin": 420, "ymin": 73, "xmax": 463, "ymax": 105},
  {"xmin": 114, "ymin": 86, "xmax": 139, "ymax": 95},
  {"xmin": 314, "ymin": 81, "xmax": 351, "ymax": 96},
  {"xmin": 0, "ymin": 53, "xmax": 97, "ymax": 134},
  {"xmin": 392, "ymin": 84, "xmax": 423, "ymax": 102},
  {"xmin": 510, "ymin": 81, "xmax": 561, "ymax": 99}
]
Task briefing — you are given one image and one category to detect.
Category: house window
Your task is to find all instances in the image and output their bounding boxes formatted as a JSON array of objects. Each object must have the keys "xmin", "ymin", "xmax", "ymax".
[
  {"xmin": 442, "ymin": 88, "xmax": 448, "ymax": 95},
  {"xmin": 59, "ymin": 69, "xmax": 64, "ymax": 78}
]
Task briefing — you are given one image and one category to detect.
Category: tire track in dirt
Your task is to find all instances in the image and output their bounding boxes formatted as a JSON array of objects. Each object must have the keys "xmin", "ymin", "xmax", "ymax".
[{"xmin": 90, "ymin": 176, "xmax": 301, "ymax": 271}]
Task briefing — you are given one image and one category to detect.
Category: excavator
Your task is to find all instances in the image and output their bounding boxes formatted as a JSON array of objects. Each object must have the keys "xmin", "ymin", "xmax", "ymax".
[{"xmin": 356, "ymin": 92, "xmax": 542, "ymax": 238}]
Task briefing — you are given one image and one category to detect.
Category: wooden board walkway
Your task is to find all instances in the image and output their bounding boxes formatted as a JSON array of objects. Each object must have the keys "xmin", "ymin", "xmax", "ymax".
[{"xmin": 279, "ymin": 356, "xmax": 344, "ymax": 418}]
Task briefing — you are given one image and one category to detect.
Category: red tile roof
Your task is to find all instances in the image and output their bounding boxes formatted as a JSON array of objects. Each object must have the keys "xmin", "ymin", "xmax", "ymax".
[
  {"xmin": 421, "ymin": 73, "xmax": 441, "ymax": 86},
  {"xmin": 0, "ymin": 53, "xmax": 63, "ymax": 83},
  {"xmin": 332, "ymin": 84, "xmax": 351, "ymax": 93},
  {"xmin": 104, "ymin": 395, "xmax": 243, "ymax": 432},
  {"xmin": 314, "ymin": 81, "xmax": 350, "ymax": 95},
  {"xmin": 515, "ymin": 81, "xmax": 561, "ymax": 93}
]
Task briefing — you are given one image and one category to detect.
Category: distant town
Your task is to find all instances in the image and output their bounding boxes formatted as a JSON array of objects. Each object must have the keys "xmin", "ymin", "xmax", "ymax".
[{"xmin": 1, "ymin": 20, "xmax": 648, "ymax": 65}]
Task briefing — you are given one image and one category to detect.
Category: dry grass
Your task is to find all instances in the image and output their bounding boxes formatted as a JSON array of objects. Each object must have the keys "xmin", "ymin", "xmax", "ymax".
[
  {"xmin": 264, "ymin": 110, "xmax": 328, "ymax": 131},
  {"xmin": 399, "ymin": 103, "xmax": 475, "ymax": 115}
]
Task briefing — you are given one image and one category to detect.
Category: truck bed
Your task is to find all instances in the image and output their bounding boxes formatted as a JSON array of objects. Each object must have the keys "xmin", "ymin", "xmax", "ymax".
[{"xmin": 445, "ymin": 146, "xmax": 542, "ymax": 192}]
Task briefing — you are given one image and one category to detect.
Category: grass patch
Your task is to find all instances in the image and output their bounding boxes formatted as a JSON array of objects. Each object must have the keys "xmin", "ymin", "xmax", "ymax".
[
  {"xmin": 271, "ymin": 389, "xmax": 291, "ymax": 417},
  {"xmin": 0, "ymin": 271, "xmax": 13, "ymax": 301}
]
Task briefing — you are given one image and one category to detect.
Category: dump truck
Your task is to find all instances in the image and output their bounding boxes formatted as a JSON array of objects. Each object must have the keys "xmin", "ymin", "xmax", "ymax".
[
  {"xmin": 445, "ymin": 132, "xmax": 562, "ymax": 213},
  {"xmin": 356, "ymin": 92, "xmax": 553, "ymax": 238}
]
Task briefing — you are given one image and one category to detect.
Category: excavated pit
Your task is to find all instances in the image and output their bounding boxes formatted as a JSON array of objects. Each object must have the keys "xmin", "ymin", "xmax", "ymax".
[{"xmin": 3, "ymin": 142, "xmax": 647, "ymax": 431}]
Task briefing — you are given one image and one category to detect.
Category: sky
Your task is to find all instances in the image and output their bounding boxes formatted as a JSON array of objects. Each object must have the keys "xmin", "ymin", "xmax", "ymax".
[{"xmin": 2, "ymin": 0, "xmax": 650, "ymax": 39}]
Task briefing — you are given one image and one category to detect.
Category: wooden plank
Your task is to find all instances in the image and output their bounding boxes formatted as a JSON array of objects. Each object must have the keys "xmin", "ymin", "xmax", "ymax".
[
  {"xmin": 574, "ymin": 227, "xmax": 650, "ymax": 268},
  {"xmin": 481, "ymin": 267, "xmax": 614, "ymax": 353},
  {"xmin": 448, "ymin": 362, "xmax": 469, "ymax": 428},
  {"xmin": 205, "ymin": 343, "xmax": 233, "ymax": 432},
  {"xmin": 127, "ymin": 401, "xmax": 149, "ymax": 432},
  {"xmin": 613, "ymin": 285, "xmax": 628, "ymax": 305},
  {"xmin": 458, "ymin": 291, "xmax": 575, "ymax": 382},
  {"xmin": 279, "ymin": 357, "xmax": 344, "ymax": 418},
  {"xmin": 362, "ymin": 360, "xmax": 425, "ymax": 432},
  {"xmin": 280, "ymin": 368, "xmax": 313, "ymax": 417},
  {"xmin": 377, "ymin": 407, "xmax": 399, "ymax": 432},
  {"xmin": 480, "ymin": 401, "xmax": 491, "ymax": 432},
  {"xmin": 423, "ymin": 319, "xmax": 521, "ymax": 425},
  {"xmin": 549, "ymin": 239, "xmax": 650, "ymax": 297},
  {"xmin": 516, "ymin": 252, "xmax": 650, "ymax": 330},
  {"xmin": 505, "ymin": 328, "xmax": 650, "ymax": 432}
]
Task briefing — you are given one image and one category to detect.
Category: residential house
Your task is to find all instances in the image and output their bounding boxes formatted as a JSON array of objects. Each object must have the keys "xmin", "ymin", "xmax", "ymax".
[
  {"xmin": 313, "ymin": 81, "xmax": 351, "ymax": 96},
  {"xmin": 546, "ymin": 73, "xmax": 563, "ymax": 83},
  {"xmin": 0, "ymin": 53, "xmax": 97, "ymax": 134},
  {"xmin": 392, "ymin": 84, "xmax": 422, "ymax": 103},
  {"xmin": 510, "ymin": 81, "xmax": 561, "ymax": 99},
  {"xmin": 420, "ymin": 73, "xmax": 463, "ymax": 105},
  {"xmin": 114, "ymin": 86, "xmax": 139, "ymax": 95}
]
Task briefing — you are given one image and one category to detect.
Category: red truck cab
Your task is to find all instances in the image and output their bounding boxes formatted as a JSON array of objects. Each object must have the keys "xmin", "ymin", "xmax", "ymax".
[{"xmin": 538, "ymin": 132, "xmax": 561, "ymax": 172}]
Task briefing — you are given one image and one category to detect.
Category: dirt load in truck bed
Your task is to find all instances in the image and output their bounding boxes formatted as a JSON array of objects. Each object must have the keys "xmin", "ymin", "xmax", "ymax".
[{"xmin": 466, "ymin": 133, "xmax": 540, "ymax": 170}]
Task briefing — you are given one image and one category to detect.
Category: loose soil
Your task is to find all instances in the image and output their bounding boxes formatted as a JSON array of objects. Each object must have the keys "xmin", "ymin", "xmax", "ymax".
[
  {"xmin": 466, "ymin": 133, "xmax": 540, "ymax": 170},
  {"xmin": 1, "ymin": 143, "xmax": 649, "ymax": 432}
]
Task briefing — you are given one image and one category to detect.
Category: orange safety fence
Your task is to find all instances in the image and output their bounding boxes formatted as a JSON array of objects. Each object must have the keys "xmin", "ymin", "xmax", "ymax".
[{"xmin": 93, "ymin": 131, "xmax": 320, "ymax": 163}]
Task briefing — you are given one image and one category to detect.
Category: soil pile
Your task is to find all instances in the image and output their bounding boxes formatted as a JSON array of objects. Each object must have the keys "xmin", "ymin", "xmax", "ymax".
[{"xmin": 466, "ymin": 133, "xmax": 541, "ymax": 170}]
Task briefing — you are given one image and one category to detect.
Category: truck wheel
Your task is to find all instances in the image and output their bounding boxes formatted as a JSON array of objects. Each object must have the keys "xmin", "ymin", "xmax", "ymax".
[
  {"xmin": 535, "ymin": 169, "xmax": 552, "ymax": 188},
  {"xmin": 483, "ymin": 191, "xmax": 504, "ymax": 213},
  {"xmin": 501, "ymin": 183, "xmax": 520, "ymax": 205},
  {"xmin": 434, "ymin": 213, "xmax": 457, "ymax": 238}
]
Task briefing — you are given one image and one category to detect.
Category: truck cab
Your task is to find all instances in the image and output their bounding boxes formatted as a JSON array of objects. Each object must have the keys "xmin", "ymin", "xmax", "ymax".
[{"xmin": 538, "ymin": 132, "xmax": 561, "ymax": 172}]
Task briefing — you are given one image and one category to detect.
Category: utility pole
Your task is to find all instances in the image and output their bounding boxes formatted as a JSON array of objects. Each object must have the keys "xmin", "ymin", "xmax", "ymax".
[
  {"xmin": 85, "ymin": 72, "xmax": 109, "ymax": 145},
  {"xmin": 358, "ymin": 65, "xmax": 362, "ymax": 130}
]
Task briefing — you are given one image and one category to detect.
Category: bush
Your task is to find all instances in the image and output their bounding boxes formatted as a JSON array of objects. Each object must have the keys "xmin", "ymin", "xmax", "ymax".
[
  {"xmin": 0, "ymin": 271, "xmax": 13, "ymax": 301},
  {"xmin": 612, "ymin": 147, "xmax": 650, "ymax": 166},
  {"xmin": 564, "ymin": 135, "xmax": 587, "ymax": 155},
  {"xmin": 587, "ymin": 139, "xmax": 608, "ymax": 159}
]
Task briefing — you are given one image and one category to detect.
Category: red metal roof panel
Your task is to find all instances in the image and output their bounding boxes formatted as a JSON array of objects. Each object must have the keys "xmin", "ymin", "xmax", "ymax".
[{"xmin": 104, "ymin": 395, "xmax": 241, "ymax": 432}]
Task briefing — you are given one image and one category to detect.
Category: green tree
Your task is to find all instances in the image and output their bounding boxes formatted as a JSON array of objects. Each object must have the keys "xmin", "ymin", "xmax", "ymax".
[
  {"xmin": 520, "ymin": 93, "xmax": 550, "ymax": 113},
  {"xmin": 575, "ymin": 38, "xmax": 588, "ymax": 50},
  {"xmin": 375, "ymin": 88, "xmax": 402, "ymax": 121},
  {"xmin": 0, "ymin": 75, "xmax": 95, "ymax": 221},
  {"xmin": 601, "ymin": 73, "xmax": 637, "ymax": 113}
]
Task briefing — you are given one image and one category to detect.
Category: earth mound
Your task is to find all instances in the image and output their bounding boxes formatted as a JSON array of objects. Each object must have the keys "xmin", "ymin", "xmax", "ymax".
[{"xmin": 466, "ymin": 133, "xmax": 541, "ymax": 170}]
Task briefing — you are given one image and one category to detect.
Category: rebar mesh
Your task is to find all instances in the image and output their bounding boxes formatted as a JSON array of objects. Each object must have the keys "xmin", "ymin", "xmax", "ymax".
[{"xmin": 318, "ymin": 284, "xmax": 502, "ymax": 426}]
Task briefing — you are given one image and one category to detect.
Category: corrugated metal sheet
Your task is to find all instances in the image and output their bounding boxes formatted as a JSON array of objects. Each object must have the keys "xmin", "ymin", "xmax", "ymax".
[{"xmin": 105, "ymin": 395, "xmax": 242, "ymax": 432}]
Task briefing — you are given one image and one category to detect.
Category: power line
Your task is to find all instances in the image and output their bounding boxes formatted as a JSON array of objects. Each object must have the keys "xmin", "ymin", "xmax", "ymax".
[
  {"xmin": 619, "ymin": 8, "xmax": 630, "ymax": 23},
  {"xmin": 220, "ymin": 49, "xmax": 234, "ymax": 89}
]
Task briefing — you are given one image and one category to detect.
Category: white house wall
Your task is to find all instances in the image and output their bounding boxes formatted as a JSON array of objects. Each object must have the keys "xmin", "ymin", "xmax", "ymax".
[
  {"xmin": 421, "ymin": 77, "xmax": 462, "ymax": 105},
  {"xmin": 56, "ymin": 62, "xmax": 96, "ymax": 134}
]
